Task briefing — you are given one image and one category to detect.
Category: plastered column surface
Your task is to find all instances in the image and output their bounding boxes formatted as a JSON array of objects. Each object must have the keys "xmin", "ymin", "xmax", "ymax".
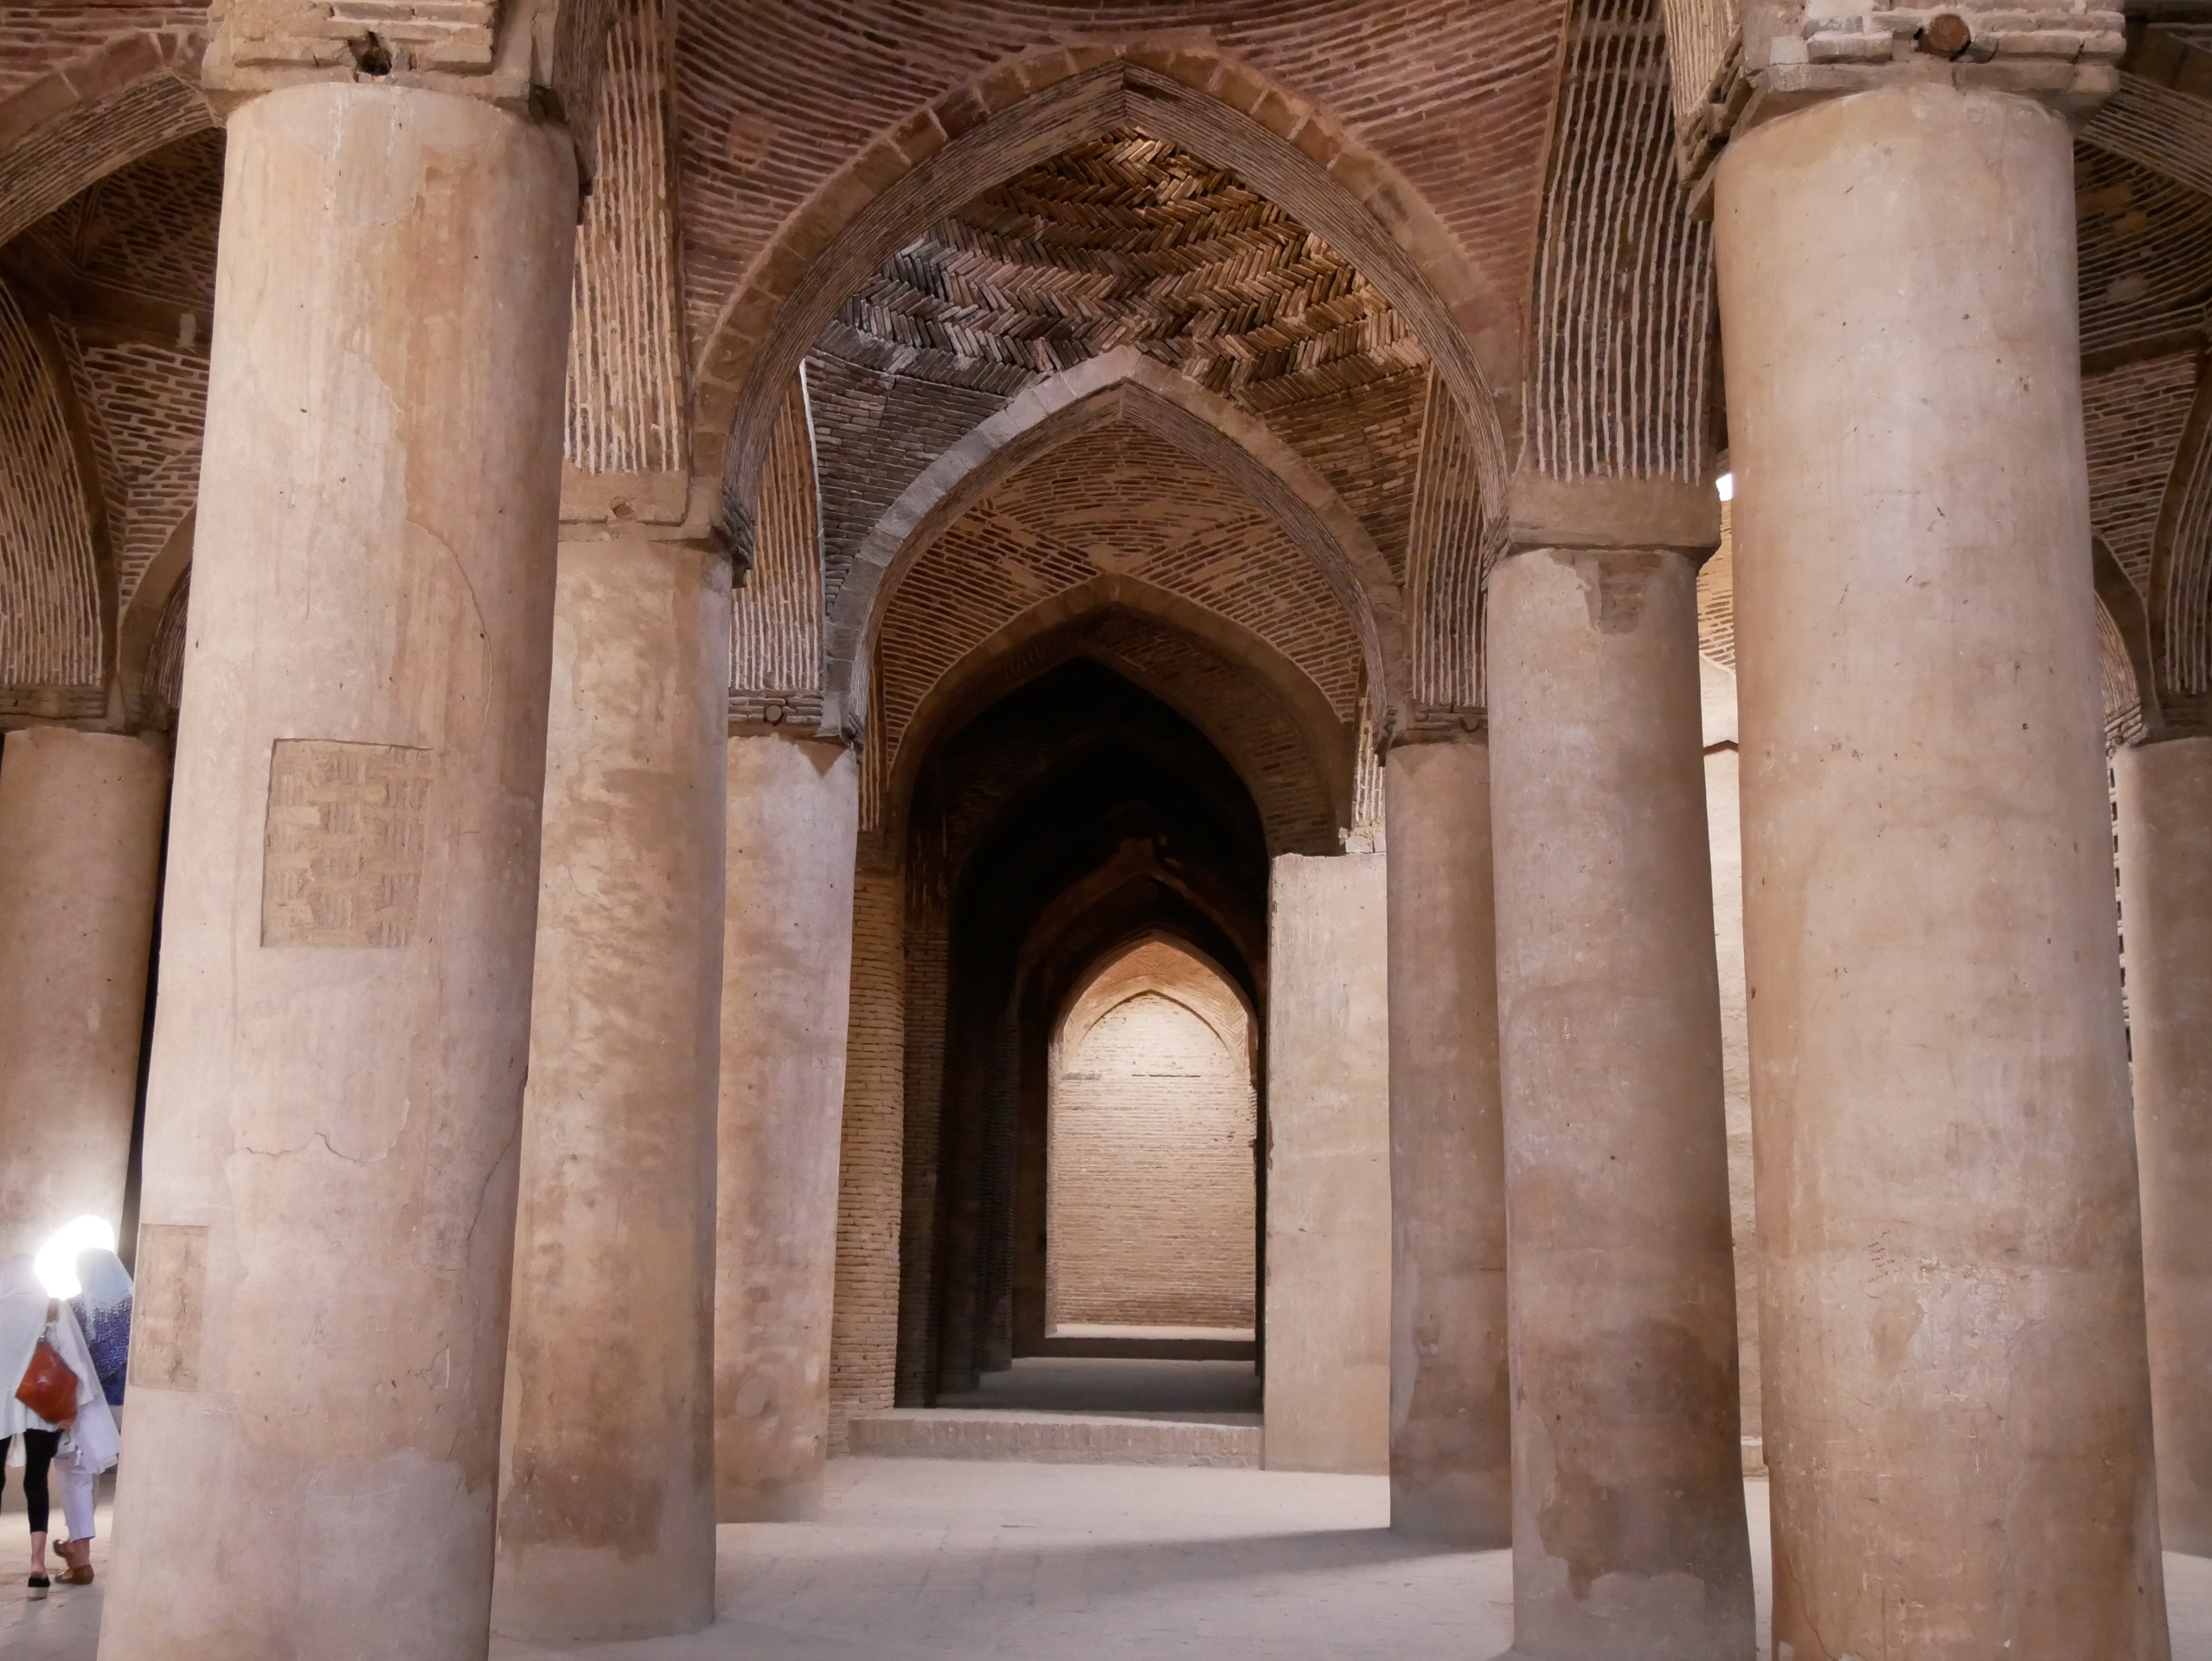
[
  {"xmin": 1701, "ymin": 657, "xmax": 1761, "ymax": 1469},
  {"xmin": 1715, "ymin": 81, "xmax": 2167, "ymax": 1658},
  {"xmin": 1382, "ymin": 738, "xmax": 1510, "ymax": 1545},
  {"xmin": 1264, "ymin": 850, "xmax": 1390, "ymax": 1474},
  {"xmin": 0, "ymin": 728, "xmax": 169, "ymax": 1259},
  {"xmin": 715, "ymin": 731, "xmax": 859, "ymax": 1522},
  {"xmin": 1487, "ymin": 545, "xmax": 1753, "ymax": 1661},
  {"xmin": 97, "ymin": 82, "xmax": 576, "ymax": 1661},
  {"xmin": 2117, "ymin": 735, "xmax": 2212, "ymax": 1558},
  {"xmin": 493, "ymin": 537, "xmax": 729, "ymax": 1642}
]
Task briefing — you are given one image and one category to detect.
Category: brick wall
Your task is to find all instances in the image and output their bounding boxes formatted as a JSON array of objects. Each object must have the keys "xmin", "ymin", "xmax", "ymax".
[
  {"xmin": 827, "ymin": 863, "xmax": 904, "ymax": 1450},
  {"xmin": 1047, "ymin": 941, "xmax": 1256, "ymax": 1331}
]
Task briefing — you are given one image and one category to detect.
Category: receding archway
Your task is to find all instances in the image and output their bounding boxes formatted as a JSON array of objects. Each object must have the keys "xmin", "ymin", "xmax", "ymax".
[
  {"xmin": 893, "ymin": 656, "xmax": 1281, "ymax": 1407},
  {"xmin": 829, "ymin": 349, "xmax": 1409, "ymax": 739},
  {"xmin": 1046, "ymin": 936, "xmax": 1258, "ymax": 1341}
]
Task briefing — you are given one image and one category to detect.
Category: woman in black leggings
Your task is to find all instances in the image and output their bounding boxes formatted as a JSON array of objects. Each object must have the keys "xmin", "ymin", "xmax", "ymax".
[
  {"xmin": 0, "ymin": 1430, "xmax": 59, "ymax": 1596},
  {"xmin": 2, "ymin": 1256, "xmax": 61, "ymax": 1598}
]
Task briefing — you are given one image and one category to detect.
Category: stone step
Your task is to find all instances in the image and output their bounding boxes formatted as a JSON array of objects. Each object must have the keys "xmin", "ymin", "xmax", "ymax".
[
  {"xmin": 846, "ymin": 1408, "xmax": 1262, "ymax": 1468},
  {"xmin": 1030, "ymin": 1332, "xmax": 1256, "ymax": 1361}
]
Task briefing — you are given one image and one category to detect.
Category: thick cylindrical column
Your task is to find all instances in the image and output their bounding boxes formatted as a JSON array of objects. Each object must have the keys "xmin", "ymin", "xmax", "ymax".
[
  {"xmin": 99, "ymin": 83, "xmax": 575, "ymax": 1661},
  {"xmin": 0, "ymin": 728, "xmax": 168, "ymax": 1259},
  {"xmin": 1382, "ymin": 735, "xmax": 1510, "ymax": 1546},
  {"xmin": 1487, "ymin": 546, "xmax": 1753, "ymax": 1660},
  {"xmin": 2117, "ymin": 734, "xmax": 2212, "ymax": 1556},
  {"xmin": 1715, "ymin": 83, "xmax": 2167, "ymax": 1656},
  {"xmin": 493, "ymin": 537, "xmax": 729, "ymax": 1641},
  {"xmin": 715, "ymin": 729, "xmax": 858, "ymax": 1522}
]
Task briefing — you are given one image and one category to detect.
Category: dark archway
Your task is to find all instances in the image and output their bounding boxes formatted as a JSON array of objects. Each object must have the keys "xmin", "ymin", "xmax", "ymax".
[{"xmin": 895, "ymin": 657, "xmax": 1280, "ymax": 1405}]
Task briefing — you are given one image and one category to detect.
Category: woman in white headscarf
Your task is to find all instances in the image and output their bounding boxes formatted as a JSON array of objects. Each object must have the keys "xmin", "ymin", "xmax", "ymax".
[
  {"xmin": 0, "ymin": 1253, "xmax": 63, "ymax": 1597},
  {"xmin": 50, "ymin": 1246, "xmax": 129, "ymax": 1585}
]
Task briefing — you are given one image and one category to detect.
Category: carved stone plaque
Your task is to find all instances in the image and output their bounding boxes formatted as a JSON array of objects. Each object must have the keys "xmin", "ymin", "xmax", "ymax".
[
  {"xmin": 131, "ymin": 1223, "xmax": 208, "ymax": 1393},
  {"xmin": 261, "ymin": 739, "xmax": 433, "ymax": 947}
]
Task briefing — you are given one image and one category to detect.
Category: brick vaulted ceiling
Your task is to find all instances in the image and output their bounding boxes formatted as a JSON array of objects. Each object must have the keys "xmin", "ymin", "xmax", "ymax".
[
  {"xmin": 805, "ymin": 124, "xmax": 1430, "ymax": 798},
  {"xmin": 1, "ymin": 5, "xmax": 2211, "ymax": 747},
  {"xmin": 872, "ymin": 420, "xmax": 1366, "ymax": 766},
  {"xmin": 817, "ymin": 131, "xmax": 1427, "ymax": 412},
  {"xmin": 672, "ymin": 0, "xmax": 1567, "ymax": 380}
]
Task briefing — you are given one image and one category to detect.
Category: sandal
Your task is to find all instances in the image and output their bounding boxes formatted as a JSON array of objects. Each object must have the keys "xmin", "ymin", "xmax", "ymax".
[{"xmin": 54, "ymin": 1565, "xmax": 93, "ymax": 1587}]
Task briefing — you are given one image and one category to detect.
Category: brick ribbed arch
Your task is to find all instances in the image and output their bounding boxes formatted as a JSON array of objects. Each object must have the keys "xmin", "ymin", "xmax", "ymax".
[
  {"xmin": 882, "ymin": 581, "xmax": 1350, "ymax": 856},
  {"xmin": 118, "ymin": 508, "xmax": 193, "ymax": 726},
  {"xmin": 1058, "ymin": 933, "xmax": 1253, "ymax": 1061},
  {"xmin": 828, "ymin": 346, "xmax": 1405, "ymax": 740},
  {"xmin": 0, "ymin": 34, "xmax": 214, "ymax": 252},
  {"xmin": 0, "ymin": 29, "xmax": 214, "ymax": 717},
  {"xmin": 696, "ymin": 50, "xmax": 1515, "ymax": 573}
]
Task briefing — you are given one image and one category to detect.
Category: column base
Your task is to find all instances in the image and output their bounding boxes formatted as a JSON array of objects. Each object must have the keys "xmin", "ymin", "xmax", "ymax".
[
  {"xmin": 491, "ymin": 1541, "xmax": 715, "ymax": 1646},
  {"xmin": 718, "ymin": 1473, "xmax": 824, "ymax": 1523},
  {"xmin": 1390, "ymin": 1473, "xmax": 1510, "ymax": 1550}
]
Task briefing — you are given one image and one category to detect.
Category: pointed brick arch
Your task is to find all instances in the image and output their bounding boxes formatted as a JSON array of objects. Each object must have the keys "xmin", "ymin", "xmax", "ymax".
[
  {"xmin": 118, "ymin": 507, "xmax": 193, "ymax": 726},
  {"xmin": 1058, "ymin": 933, "xmax": 1253, "ymax": 1061},
  {"xmin": 830, "ymin": 347, "xmax": 1405, "ymax": 740},
  {"xmin": 880, "ymin": 582, "xmax": 1350, "ymax": 857},
  {"xmin": 0, "ymin": 33, "xmax": 213, "ymax": 253},
  {"xmin": 696, "ymin": 50, "xmax": 1515, "ymax": 574}
]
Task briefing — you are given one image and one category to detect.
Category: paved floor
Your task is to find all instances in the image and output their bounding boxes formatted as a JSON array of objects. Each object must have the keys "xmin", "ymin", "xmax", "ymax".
[
  {"xmin": 11, "ymin": 1466, "xmax": 2212, "ymax": 1660},
  {"xmin": 2, "ymin": 1503, "xmax": 107, "ymax": 1661},
  {"xmin": 935, "ymin": 1356, "xmax": 1262, "ymax": 1422}
]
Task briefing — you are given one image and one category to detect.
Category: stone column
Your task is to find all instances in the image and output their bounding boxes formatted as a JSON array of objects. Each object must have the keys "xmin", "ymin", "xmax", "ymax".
[
  {"xmin": 0, "ymin": 728, "xmax": 168, "ymax": 1260},
  {"xmin": 492, "ymin": 536, "xmax": 729, "ymax": 1642},
  {"xmin": 715, "ymin": 729, "xmax": 858, "ymax": 1522},
  {"xmin": 2117, "ymin": 734, "xmax": 2212, "ymax": 1556},
  {"xmin": 1382, "ymin": 734, "xmax": 1510, "ymax": 1546},
  {"xmin": 1263, "ymin": 850, "xmax": 1390, "ymax": 1474},
  {"xmin": 97, "ymin": 83, "xmax": 575, "ymax": 1661},
  {"xmin": 1715, "ymin": 82, "xmax": 2167, "ymax": 1655},
  {"xmin": 1486, "ymin": 544, "xmax": 1753, "ymax": 1659}
]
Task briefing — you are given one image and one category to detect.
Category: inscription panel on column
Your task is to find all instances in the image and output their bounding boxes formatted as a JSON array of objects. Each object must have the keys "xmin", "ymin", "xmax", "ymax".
[
  {"xmin": 131, "ymin": 1223, "xmax": 208, "ymax": 1393},
  {"xmin": 261, "ymin": 739, "xmax": 433, "ymax": 947}
]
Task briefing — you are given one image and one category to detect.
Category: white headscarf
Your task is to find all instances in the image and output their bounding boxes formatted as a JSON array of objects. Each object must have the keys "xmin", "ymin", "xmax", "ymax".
[
  {"xmin": 72, "ymin": 1247, "xmax": 131, "ymax": 1318},
  {"xmin": 0, "ymin": 1253, "xmax": 53, "ymax": 1438}
]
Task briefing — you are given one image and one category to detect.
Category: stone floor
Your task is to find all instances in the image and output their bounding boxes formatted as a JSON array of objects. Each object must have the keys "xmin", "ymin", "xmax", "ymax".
[{"xmin": 10, "ymin": 1465, "xmax": 2212, "ymax": 1660}]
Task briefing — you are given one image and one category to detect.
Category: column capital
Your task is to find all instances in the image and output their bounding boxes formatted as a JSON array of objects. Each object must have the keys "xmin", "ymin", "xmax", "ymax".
[
  {"xmin": 202, "ymin": 0, "xmax": 610, "ymax": 133},
  {"xmin": 1675, "ymin": 4, "xmax": 2124, "ymax": 196},
  {"xmin": 728, "ymin": 693, "xmax": 852, "ymax": 748},
  {"xmin": 1505, "ymin": 468, "xmax": 1722, "ymax": 557},
  {"xmin": 2133, "ymin": 695, "xmax": 2212, "ymax": 746},
  {"xmin": 1382, "ymin": 702, "xmax": 1487, "ymax": 751}
]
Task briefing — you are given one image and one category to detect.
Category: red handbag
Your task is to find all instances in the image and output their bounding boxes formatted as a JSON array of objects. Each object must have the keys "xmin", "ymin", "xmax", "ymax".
[{"xmin": 16, "ymin": 1311, "xmax": 80, "ymax": 1426}]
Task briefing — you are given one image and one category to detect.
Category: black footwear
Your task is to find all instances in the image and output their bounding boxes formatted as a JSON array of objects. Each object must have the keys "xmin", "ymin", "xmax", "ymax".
[{"xmin": 27, "ymin": 1574, "xmax": 48, "ymax": 1600}]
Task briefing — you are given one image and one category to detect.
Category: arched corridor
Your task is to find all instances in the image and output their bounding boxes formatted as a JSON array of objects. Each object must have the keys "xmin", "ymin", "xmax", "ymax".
[{"xmin": 3, "ymin": 6, "xmax": 2212, "ymax": 1660}]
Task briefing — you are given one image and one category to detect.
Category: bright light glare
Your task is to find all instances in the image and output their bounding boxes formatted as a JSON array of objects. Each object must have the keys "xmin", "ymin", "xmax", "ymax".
[
  {"xmin": 35, "ymin": 1215, "xmax": 116, "ymax": 1299},
  {"xmin": 1715, "ymin": 471, "xmax": 1735, "ymax": 502}
]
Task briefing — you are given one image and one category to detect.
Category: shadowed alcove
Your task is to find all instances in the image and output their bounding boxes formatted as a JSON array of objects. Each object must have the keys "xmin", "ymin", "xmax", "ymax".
[{"xmin": 895, "ymin": 653, "xmax": 1294, "ymax": 1408}]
